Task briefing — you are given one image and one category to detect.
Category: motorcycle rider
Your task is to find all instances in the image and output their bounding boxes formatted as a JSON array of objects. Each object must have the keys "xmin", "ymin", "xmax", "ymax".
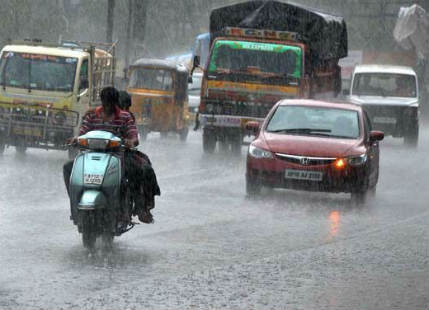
[{"xmin": 63, "ymin": 86, "xmax": 160, "ymax": 223}]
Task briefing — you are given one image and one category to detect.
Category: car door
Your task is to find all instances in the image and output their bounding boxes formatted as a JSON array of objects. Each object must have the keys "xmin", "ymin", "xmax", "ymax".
[{"xmin": 363, "ymin": 110, "xmax": 380, "ymax": 186}]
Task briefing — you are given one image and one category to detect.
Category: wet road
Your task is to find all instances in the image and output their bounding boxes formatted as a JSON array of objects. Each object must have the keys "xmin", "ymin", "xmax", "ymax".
[{"xmin": 0, "ymin": 123, "xmax": 428, "ymax": 310}]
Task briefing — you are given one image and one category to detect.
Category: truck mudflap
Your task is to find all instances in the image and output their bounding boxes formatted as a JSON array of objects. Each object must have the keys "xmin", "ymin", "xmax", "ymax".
[
  {"xmin": 0, "ymin": 105, "xmax": 79, "ymax": 149},
  {"xmin": 199, "ymin": 113, "xmax": 264, "ymax": 128}
]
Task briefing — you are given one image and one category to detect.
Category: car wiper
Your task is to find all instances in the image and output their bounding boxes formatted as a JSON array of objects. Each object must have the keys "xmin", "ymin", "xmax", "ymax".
[{"xmin": 268, "ymin": 128, "xmax": 332, "ymax": 135}]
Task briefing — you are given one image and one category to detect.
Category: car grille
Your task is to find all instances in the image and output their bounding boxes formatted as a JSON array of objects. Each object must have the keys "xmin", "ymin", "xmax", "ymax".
[
  {"xmin": 362, "ymin": 105, "xmax": 405, "ymax": 119},
  {"xmin": 275, "ymin": 153, "xmax": 336, "ymax": 166},
  {"xmin": 204, "ymin": 100, "xmax": 274, "ymax": 118}
]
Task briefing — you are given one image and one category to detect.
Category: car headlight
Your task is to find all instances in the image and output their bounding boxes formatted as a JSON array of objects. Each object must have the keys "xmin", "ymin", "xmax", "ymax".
[
  {"xmin": 248, "ymin": 144, "xmax": 273, "ymax": 159},
  {"xmin": 347, "ymin": 153, "xmax": 367, "ymax": 166}
]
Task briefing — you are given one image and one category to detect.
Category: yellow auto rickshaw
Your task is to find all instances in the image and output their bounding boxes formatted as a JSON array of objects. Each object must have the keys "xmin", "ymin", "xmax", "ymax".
[{"xmin": 126, "ymin": 59, "xmax": 190, "ymax": 141}]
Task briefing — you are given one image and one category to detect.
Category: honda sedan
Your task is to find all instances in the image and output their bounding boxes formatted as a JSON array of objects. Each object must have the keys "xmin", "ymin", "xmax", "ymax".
[{"xmin": 246, "ymin": 99, "xmax": 384, "ymax": 202}]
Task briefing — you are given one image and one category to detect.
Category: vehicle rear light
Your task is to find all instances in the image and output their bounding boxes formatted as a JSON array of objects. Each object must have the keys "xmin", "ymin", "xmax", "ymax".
[
  {"xmin": 333, "ymin": 158, "xmax": 346, "ymax": 170},
  {"xmin": 107, "ymin": 140, "xmax": 121, "ymax": 148},
  {"xmin": 78, "ymin": 138, "xmax": 88, "ymax": 147}
]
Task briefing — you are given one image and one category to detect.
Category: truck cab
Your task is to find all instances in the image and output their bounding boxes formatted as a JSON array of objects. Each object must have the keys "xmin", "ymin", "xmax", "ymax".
[{"xmin": 0, "ymin": 40, "xmax": 115, "ymax": 155}]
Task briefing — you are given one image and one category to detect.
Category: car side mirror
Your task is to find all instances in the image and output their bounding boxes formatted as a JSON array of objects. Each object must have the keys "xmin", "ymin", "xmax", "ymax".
[
  {"xmin": 369, "ymin": 130, "xmax": 384, "ymax": 142},
  {"xmin": 188, "ymin": 76, "xmax": 193, "ymax": 84},
  {"xmin": 246, "ymin": 121, "xmax": 260, "ymax": 135},
  {"xmin": 193, "ymin": 55, "xmax": 200, "ymax": 68}
]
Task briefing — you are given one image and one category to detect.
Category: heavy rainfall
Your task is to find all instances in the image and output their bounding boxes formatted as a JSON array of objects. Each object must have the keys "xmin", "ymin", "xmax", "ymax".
[{"xmin": 0, "ymin": 0, "xmax": 428, "ymax": 309}]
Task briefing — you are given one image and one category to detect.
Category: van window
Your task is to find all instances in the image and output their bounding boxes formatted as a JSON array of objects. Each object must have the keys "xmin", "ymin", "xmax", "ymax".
[{"xmin": 352, "ymin": 73, "xmax": 417, "ymax": 97}]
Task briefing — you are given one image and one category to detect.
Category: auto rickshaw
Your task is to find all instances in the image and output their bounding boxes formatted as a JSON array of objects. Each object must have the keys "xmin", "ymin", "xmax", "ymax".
[{"xmin": 126, "ymin": 58, "xmax": 190, "ymax": 141}]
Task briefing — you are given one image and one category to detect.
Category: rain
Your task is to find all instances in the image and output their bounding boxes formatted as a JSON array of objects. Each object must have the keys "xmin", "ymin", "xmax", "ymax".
[{"xmin": 0, "ymin": 1, "xmax": 428, "ymax": 309}]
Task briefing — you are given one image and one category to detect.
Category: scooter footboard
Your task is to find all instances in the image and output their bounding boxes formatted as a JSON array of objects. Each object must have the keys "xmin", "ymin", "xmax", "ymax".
[{"xmin": 78, "ymin": 190, "xmax": 107, "ymax": 210}]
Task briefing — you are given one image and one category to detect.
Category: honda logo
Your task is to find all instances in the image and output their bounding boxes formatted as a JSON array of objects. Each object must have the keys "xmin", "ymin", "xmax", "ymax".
[{"xmin": 300, "ymin": 157, "xmax": 310, "ymax": 165}]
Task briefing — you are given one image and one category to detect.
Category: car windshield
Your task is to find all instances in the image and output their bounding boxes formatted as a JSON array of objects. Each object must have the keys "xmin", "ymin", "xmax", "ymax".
[
  {"xmin": 266, "ymin": 105, "xmax": 360, "ymax": 139},
  {"xmin": 352, "ymin": 73, "xmax": 417, "ymax": 97},
  {"xmin": 128, "ymin": 68, "xmax": 173, "ymax": 91},
  {"xmin": 0, "ymin": 52, "xmax": 77, "ymax": 92},
  {"xmin": 207, "ymin": 40, "xmax": 302, "ymax": 84}
]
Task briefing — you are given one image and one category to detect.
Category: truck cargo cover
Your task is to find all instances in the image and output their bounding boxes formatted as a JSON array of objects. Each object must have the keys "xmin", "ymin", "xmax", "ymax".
[{"xmin": 210, "ymin": 0, "xmax": 348, "ymax": 61}]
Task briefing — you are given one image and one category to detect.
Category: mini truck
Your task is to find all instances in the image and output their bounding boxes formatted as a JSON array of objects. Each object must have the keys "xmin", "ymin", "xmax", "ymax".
[
  {"xmin": 0, "ymin": 39, "xmax": 116, "ymax": 156},
  {"xmin": 195, "ymin": 0, "xmax": 348, "ymax": 154}
]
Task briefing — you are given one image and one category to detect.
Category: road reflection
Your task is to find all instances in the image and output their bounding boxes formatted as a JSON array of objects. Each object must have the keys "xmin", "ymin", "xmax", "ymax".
[{"xmin": 329, "ymin": 210, "xmax": 340, "ymax": 238}]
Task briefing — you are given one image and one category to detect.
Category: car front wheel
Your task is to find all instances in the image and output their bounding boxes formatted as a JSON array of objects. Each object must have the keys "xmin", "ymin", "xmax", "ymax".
[{"xmin": 246, "ymin": 175, "xmax": 261, "ymax": 196}]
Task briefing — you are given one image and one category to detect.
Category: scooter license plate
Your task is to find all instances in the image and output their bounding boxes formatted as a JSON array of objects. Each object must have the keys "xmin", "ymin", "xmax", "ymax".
[{"xmin": 84, "ymin": 174, "xmax": 104, "ymax": 185}]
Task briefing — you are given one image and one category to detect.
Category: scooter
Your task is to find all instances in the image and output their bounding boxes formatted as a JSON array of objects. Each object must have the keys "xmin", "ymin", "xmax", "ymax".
[{"xmin": 68, "ymin": 130, "xmax": 136, "ymax": 249}]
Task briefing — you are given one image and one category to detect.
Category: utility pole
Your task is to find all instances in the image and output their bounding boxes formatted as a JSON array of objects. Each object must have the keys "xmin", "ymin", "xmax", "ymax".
[
  {"xmin": 106, "ymin": 0, "xmax": 115, "ymax": 43},
  {"xmin": 125, "ymin": 0, "xmax": 133, "ymax": 72}
]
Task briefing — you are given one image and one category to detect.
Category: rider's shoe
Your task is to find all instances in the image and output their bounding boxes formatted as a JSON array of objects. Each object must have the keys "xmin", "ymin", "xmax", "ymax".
[{"xmin": 138, "ymin": 209, "xmax": 154, "ymax": 224}]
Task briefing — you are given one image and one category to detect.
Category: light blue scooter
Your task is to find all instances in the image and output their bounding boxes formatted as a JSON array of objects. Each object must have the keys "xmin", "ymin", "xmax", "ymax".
[{"xmin": 69, "ymin": 130, "xmax": 135, "ymax": 249}]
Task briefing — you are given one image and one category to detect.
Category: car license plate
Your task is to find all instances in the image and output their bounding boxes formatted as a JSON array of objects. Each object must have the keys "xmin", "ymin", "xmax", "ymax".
[
  {"xmin": 84, "ymin": 174, "xmax": 104, "ymax": 185},
  {"xmin": 13, "ymin": 127, "xmax": 42, "ymax": 137},
  {"xmin": 285, "ymin": 169, "xmax": 323, "ymax": 181},
  {"xmin": 373, "ymin": 116, "xmax": 397, "ymax": 124}
]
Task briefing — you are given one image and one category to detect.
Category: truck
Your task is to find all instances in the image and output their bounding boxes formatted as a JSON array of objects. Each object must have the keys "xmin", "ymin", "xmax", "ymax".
[
  {"xmin": 194, "ymin": 0, "xmax": 348, "ymax": 154},
  {"xmin": 0, "ymin": 39, "xmax": 116, "ymax": 156}
]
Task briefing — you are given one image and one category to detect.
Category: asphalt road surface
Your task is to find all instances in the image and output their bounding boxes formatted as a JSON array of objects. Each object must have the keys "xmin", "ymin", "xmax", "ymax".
[{"xmin": 0, "ymin": 123, "xmax": 428, "ymax": 310}]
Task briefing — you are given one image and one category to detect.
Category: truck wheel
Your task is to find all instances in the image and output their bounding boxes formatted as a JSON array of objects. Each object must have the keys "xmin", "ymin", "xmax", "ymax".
[
  {"xmin": 15, "ymin": 144, "xmax": 27, "ymax": 155},
  {"xmin": 219, "ymin": 136, "xmax": 229, "ymax": 152},
  {"xmin": 179, "ymin": 127, "xmax": 189, "ymax": 141},
  {"xmin": 139, "ymin": 128, "xmax": 148, "ymax": 141},
  {"xmin": 81, "ymin": 212, "xmax": 96, "ymax": 250},
  {"xmin": 404, "ymin": 124, "xmax": 418, "ymax": 147},
  {"xmin": 203, "ymin": 129, "xmax": 216, "ymax": 154},
  {"xmin": 246, "ymin": 175, "xmax": 261, "ymax": 196},
  {"xmin": 230, "ymin": 133, "xmax": 242, "ymax": 155}
]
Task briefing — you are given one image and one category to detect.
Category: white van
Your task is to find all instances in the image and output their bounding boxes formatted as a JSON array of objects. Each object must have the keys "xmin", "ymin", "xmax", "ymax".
[{"xmin": 349, "ymin": 64, "xmax": 419, "ymax": 146}]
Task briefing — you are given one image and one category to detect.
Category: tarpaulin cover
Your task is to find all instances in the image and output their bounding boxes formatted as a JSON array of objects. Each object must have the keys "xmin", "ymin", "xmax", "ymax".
[
  {"xmin": 210, "ymin": 0, "xmax": 348, "ymax": 61},
  {"xmin": 393, "ymin": 4, "xmax": 429, "ymax": 60}
]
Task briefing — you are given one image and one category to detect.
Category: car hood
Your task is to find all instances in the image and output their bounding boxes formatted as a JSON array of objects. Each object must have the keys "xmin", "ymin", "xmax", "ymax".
[
  {"xmin": 349, "ymin": 95, "xmax": 418, "ymax": 106},
  {"xmin": 262, "ymin": 132, "xmax": 362, "ymax": 157}
]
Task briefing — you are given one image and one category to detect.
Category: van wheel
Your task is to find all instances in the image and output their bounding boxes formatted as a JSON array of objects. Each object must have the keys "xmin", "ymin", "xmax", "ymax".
[
  {"xmin": 179, "ymin": 127, "xmax": 188, "ymax": 141},
  {"xmin": 404, "ymin": 124, "xmax": 418, "ymax": 147},
  {"xmin": 203, "ymin": 129, "xmax": 216, "ymax": 154},
  {"xmin": 350, "ymin": 190, "xmax": 367, "ymax": 206}
]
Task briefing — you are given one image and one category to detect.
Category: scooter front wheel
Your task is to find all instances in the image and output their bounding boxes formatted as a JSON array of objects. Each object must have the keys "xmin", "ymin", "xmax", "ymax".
[{"xmin": 81, "ymin": 212, "xmax": 96, "ymax": 250}]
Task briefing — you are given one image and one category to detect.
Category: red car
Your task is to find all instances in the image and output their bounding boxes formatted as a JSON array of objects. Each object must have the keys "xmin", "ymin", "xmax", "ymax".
[{"xmin": 246, "ymin": 99, "xmax": 384, "ymax": 202}]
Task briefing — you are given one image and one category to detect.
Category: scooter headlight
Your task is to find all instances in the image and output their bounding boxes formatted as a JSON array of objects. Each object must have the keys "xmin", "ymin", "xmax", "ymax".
[
  {"xmin": 87, "ymin": 139, "xmax": 109, "ymax": 150},
  {"xmin": 248, "ymin": 144, "xmax": 273, "ymax": 159}
]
